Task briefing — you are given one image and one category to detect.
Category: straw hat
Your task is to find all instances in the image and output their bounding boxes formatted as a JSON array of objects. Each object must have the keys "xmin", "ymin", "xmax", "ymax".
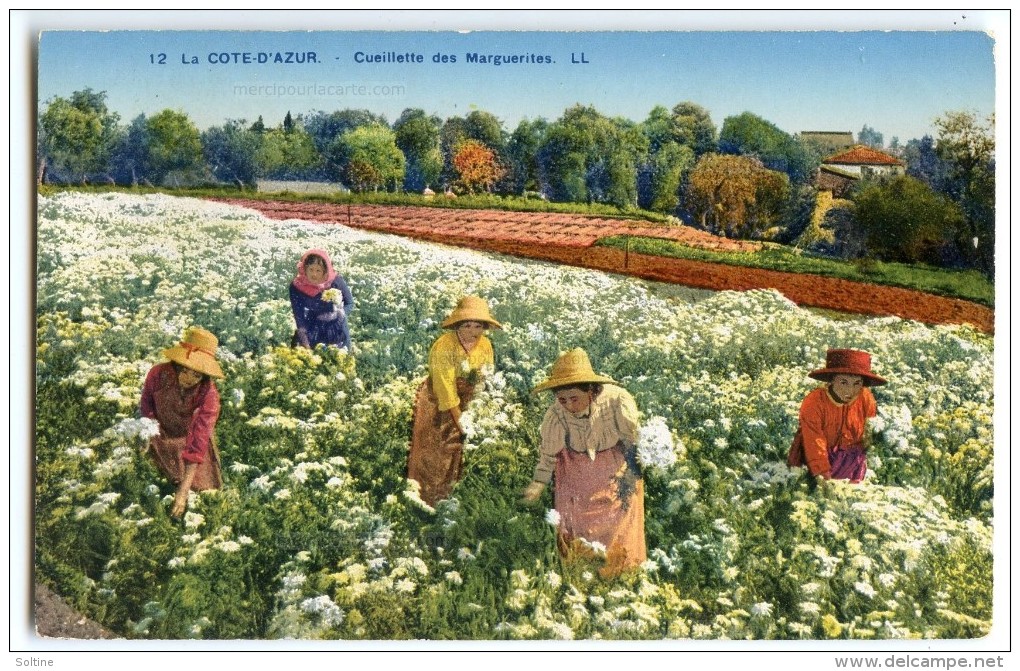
[
  {"xmin": 532, "ymin": 348, "xmax": 617, "ymax": 393},
  {"xmin": 441, "ymin": 296, "xmax": 503, "ymax": 329},
  {"xmin": 162, "ymin": 327, "xmax": 225, "ymax": 379},
  {"xmin": 809, "ymin": 348, "xmax": 886, "ymax": 387}
]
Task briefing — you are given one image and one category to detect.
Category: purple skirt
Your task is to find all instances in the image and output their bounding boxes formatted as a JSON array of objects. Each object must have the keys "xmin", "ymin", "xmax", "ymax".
[{"xmin": 828, "ymin": 444, "xmax": 867, "ymax": 483}]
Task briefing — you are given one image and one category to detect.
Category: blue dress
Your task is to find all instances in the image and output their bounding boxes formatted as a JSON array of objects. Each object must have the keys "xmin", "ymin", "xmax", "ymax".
[{"xmin": 289, "ymin": 276, "xmax": 354, "ymax": 349}]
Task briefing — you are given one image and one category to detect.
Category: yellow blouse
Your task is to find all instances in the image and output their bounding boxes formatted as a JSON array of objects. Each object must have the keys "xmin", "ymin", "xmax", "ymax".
[
  {"xmin": 532, "ymin": 384, "xmax": 640, "ymax": 484},
  {"xmin": 428, "ymin": 330, "xmax": 494, "ymax": 412}
]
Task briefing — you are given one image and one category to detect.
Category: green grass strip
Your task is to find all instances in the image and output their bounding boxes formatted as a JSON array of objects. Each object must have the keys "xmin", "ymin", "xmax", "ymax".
[
  {"xmin": 37, "ymin": 184, "xmax": 669, "ymax": 223},
  {"xmin": 598, "ymin": 235, "xmax": 995, "ymax": 308}
]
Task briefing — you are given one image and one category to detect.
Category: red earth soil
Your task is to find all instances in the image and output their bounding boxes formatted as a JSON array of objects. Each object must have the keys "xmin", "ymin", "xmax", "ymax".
[{"xmin": 212, "ymin": 199, "xmax": 994, "ymax": 334}]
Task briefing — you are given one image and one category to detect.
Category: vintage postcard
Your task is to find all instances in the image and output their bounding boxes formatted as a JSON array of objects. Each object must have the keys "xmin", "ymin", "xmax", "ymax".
[{"xmin": 15, "ymin": 9, "xmax": 1009, "ymax": 665}]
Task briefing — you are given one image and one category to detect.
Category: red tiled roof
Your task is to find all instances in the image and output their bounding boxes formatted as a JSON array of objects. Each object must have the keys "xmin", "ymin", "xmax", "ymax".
[{"xmin": 823, "ymin": 145, "xmax": 905, "ymax": 166}]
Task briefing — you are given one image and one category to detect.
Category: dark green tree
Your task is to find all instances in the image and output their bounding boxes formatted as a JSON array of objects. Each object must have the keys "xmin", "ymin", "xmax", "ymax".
[
  {"xmin": 202, "ymin": 120, "xmax": 267, "ymax": 188},
  {"xmin": 304, "ymin": 109, "xmax": 389, "ymax": 154},
  {"xmin": 934, "ymin": 111, "xmax": 995, "ymax": 275},
  {"xmin": 38, "ymin": 88, "xmax": 120, "ymax": 183},
  {"xmin": 393, "ymin": 108, "xmax": 444, "ymax": 192},
  {"xmin": 537, "ymin": 105, "xmax": 643, "ymax": 208},
  {"xmin": 718, "ymin": 111, "xmax": 818, "ymax": 184},
  {"xmin": 145, "ymin": 109, "xmax": 204, "ymax": 185},
  {"xmin": 853, "ymin": 175, "xmax": 967, "ymax": 266},
  {"xmin": 505, "ymin": 118, "xmax": 548, "ymax": 194},
  {"xmin": 109, "ymin": 114, "xmax": 150, "ymax": 186},
  {"xmin": 670, "ymin": 101, "xmax": 717, "ymax": 156}
]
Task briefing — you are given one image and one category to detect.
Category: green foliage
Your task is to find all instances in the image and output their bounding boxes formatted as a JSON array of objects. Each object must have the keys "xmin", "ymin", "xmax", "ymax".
[
  {"xmin": 537, "ymin": 105, "xmax": 644, "ymax": 208},
  {"xmin": 718, "ymin": 112, "xmax": 819, "ymax": 184},
  {"xmin": 327, "ymin": 123, "xmax": 405, "ymax": 192},
  {"xmin": 145, "ymin": 109, "xmax": 204, "ymax": 185},
  {"xmin": 393, "ymin": 108, "xmax": 444, "ymax": 191},
  {"xmin": 597, "ymin": 235, "xmax": 994, "ymax": 307},
  {"xmin": 853, "ymin": 175, "xmax": 967, "ymax": 266},
  {"xmin": 39, "ymin": 88, "xmax": 121, "ymax": 183}
]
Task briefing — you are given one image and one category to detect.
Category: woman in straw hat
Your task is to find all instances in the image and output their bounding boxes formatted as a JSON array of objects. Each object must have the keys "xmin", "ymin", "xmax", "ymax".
[
  {"xmin": 406, "ymin": 296, "xmax": 501, "ymax": 507},
  {"xmin": 290, "ymin": 248, "xmax": 355, "ymax": 349},
  {"xmin": 140, "ymin": 327, "xmax": 225, "ymax": 517},
  {"xmin": 789, "ymin": 348, "xmax": 887, "ymax": 483},
  {"xmin": 522, "ymin": 349, "xmax": 646, "ymax": 576}
]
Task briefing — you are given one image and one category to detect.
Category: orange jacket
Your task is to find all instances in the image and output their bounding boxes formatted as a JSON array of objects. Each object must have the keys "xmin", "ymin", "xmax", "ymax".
[{"xmin": 798, "ymin": 386, "xmax": 876, "ymax": 478}]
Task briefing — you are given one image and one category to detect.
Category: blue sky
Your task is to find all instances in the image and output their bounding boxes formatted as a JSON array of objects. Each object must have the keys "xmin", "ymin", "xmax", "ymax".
[{"xmin": 37, "ymin": 29, "xmax": 996, "ymax": 143}]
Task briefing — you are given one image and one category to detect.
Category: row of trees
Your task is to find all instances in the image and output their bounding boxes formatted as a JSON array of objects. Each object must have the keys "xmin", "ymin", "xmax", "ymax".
[{"xmin": 38, "ymin": 89, "xmax": 994, "ymax": 275}]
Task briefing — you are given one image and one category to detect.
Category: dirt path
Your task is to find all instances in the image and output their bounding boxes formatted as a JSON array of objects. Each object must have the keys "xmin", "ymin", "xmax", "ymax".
[
  {"xmin": 33, "ymin": 582, "xmax": 116, "ymax": 639},
  {"xmin": 214, "ymin": 199, "xmax": 994, "ymax": 334}
]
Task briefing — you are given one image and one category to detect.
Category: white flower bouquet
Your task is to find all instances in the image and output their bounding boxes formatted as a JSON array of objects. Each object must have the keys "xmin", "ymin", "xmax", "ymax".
[{"xmin": 635, "ymin": 416, "xmax": 678, "ymax": 472}]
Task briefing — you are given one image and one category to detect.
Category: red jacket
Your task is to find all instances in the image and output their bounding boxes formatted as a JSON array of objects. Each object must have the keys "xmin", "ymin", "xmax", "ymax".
[
  {"xmin": 799, "ymin": 386, "xmax": 876, "ymax": 478},
  {"xmin": 140, "ymin": 363, "xmax": 220, "ymax": 464}
]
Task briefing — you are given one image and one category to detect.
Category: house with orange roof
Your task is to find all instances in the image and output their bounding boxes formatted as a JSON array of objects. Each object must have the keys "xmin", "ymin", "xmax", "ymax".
[{"xmin": 816, "ymin": 144, "xmax": 906, "ymax": 196}]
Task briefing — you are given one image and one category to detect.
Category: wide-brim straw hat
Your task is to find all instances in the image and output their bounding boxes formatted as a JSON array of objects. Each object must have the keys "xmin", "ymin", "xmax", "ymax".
[
  {"xmin": 162, "ymin": 327, "xmax": 225, "ymax": 379},
  {"xmin": 441, "ymin": 295, "xmax": 503, "ymax": 329},
  {"xmin": 532, "ymin": 348, "xmax": 617, "ymax": 393},
  {"xmin": 809, "ymin": 348, "xmax": 886, "ymax": 387}
]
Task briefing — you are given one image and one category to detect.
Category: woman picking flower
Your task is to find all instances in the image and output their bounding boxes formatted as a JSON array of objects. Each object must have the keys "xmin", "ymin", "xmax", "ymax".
[
  {"xmin": 406, "ymin": 296, "xmax": 501, "ymax": 507},
  {"xmin": 791, "ymin": 348, "xmax": 886, "ymax": 483},
  {"xmin": 289, "ymin": 248, "xmax": 355, "ymax": 349},
  {"xmin": 139, "ymin": 327, "xmax": 225, "ymax": 517},
  {"xmin": 521, "ymin": 349, "xmax": 646, "ymax": 576}
]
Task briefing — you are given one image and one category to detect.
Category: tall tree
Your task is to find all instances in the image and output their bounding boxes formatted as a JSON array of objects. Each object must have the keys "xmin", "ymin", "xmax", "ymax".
[
  {"xmin": 505, "ymin": 118, "xmax": 548, "ymax": 194},
  {"xmin": 858, "ymin": 124, "xmax": 884, "ymax": 148},
  {"xmin": 109, "ymin": 114, "xmax": 150, "ymax": 186},
  {"xmin": 145, "ymin": 109, "xmax": 204, "ymax": 185},
  {"xmin": 718, "ymin": 112, "xmax": 818, "ymax": 184},
  {"xmin": 328, "ymin": 123, "xmax": 405, "ymax": 192},
  {"xmin": 670, "ymin": 101, "xmax": 717, "ymax": 156},
  {"xmin": 261, "ymin": 126, "xmax": 321, "ymax": 180},
  {"xmin": 686, "ymin": 153, "xmax": 790, "ymax": 239},
  {"xmin": 903, "ymin": 135, "xmax": 950, "ymax": 194},
  {"xmin": 201, "ymin": 120, "xmax": 267, "ymax": 188},
  {"xmin": 639, "ymin": 106, "xmax": 696, "ymax": 212},
  {"xmin": 934, "ymin": 111, "xmax": 995, "ymax": 274},
  {"xmin": 304, "ymin": 109, "xmax": 388, "ymax": 154},
  {"xmin": 393, "ymin": 108, "xmax": 443, "ymax": 191},
  {"xmin": 38, "ymin": 88, "xmax": 120, "ymax": 183},
  {"xmin": 537, "ymin": 105, "xmax": 643, "ymax": 208},
  {"xmin": 463, "ymin": 110, "xmax": 506, "ymax": 154}
]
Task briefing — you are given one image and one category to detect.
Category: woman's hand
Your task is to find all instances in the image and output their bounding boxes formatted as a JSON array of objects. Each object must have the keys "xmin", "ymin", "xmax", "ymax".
[
  {"xmin": 449, "ymin": 406, "xmax": 464, "ymax": 437},
  {"xmin": 171, "ymin": 463, "xmax": 198, "ymax": 518},
  {"xmin": 521, "ymin": 481, "xmax": 545, "ymax": 504}
]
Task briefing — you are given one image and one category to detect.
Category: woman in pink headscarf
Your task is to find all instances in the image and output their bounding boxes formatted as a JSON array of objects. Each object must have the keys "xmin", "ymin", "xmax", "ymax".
[{"xmin": 289, "ymin": 248, "xmax": 355, "ymax": 349}]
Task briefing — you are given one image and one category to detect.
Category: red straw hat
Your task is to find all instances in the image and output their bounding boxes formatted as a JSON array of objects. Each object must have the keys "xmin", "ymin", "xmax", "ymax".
[{"xmin": 809, "ymin": 349, "xmax": 886, "ymax": 386}]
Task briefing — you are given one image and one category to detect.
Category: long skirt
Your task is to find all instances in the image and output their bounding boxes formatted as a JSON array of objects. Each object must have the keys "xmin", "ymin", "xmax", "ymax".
[
  {"xmin": 406, "ymin": 377, "xmax": 476, "ymax": 507},
  {"xmin": 148, "ymin": 436, "xmax": 223, "ymax": 491},
  {"xmin": 554, "ymin": 444, "xmax": 646, "ymax": 576},
  {"xmin": 828, "ymin": 443, "xmax": 867, "ymax": 483}
]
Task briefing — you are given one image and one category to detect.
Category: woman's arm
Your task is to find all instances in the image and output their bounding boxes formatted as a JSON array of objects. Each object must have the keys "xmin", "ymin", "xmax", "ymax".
[
  {"xmin": 182, "ymin": 383, "xmax": 221, "ymax": 466},
  {"xmin": 139, "ymin": 365, "xmax": 161, "ymax": 419},
  {"xmin": 289, "ymin": 284, "xmax": 313, "ymax": 345},
  {"xmin": 334, "ymin": 275, "xmax": 354, "ymax": 317},
  {"xmin": 799, "ymin": 391, "xmax": 832, "ymax": 478}
]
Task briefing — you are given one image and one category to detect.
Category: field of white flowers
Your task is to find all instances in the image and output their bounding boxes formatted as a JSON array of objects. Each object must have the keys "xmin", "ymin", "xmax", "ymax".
[{"xmin": 35, "ymin": 192, "xmax": 995, "ymax": 641}]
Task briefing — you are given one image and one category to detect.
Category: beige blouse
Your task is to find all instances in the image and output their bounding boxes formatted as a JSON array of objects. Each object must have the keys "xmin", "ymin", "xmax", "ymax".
[{"xmin": 532, "ymin": 384, "xmax": 640, "ymax": 484}]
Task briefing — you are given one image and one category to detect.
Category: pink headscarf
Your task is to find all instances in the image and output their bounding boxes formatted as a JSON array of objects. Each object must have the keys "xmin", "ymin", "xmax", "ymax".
[{"xmin": 292, "ymin": 248, "xmax": 338, "ymax": 297}]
